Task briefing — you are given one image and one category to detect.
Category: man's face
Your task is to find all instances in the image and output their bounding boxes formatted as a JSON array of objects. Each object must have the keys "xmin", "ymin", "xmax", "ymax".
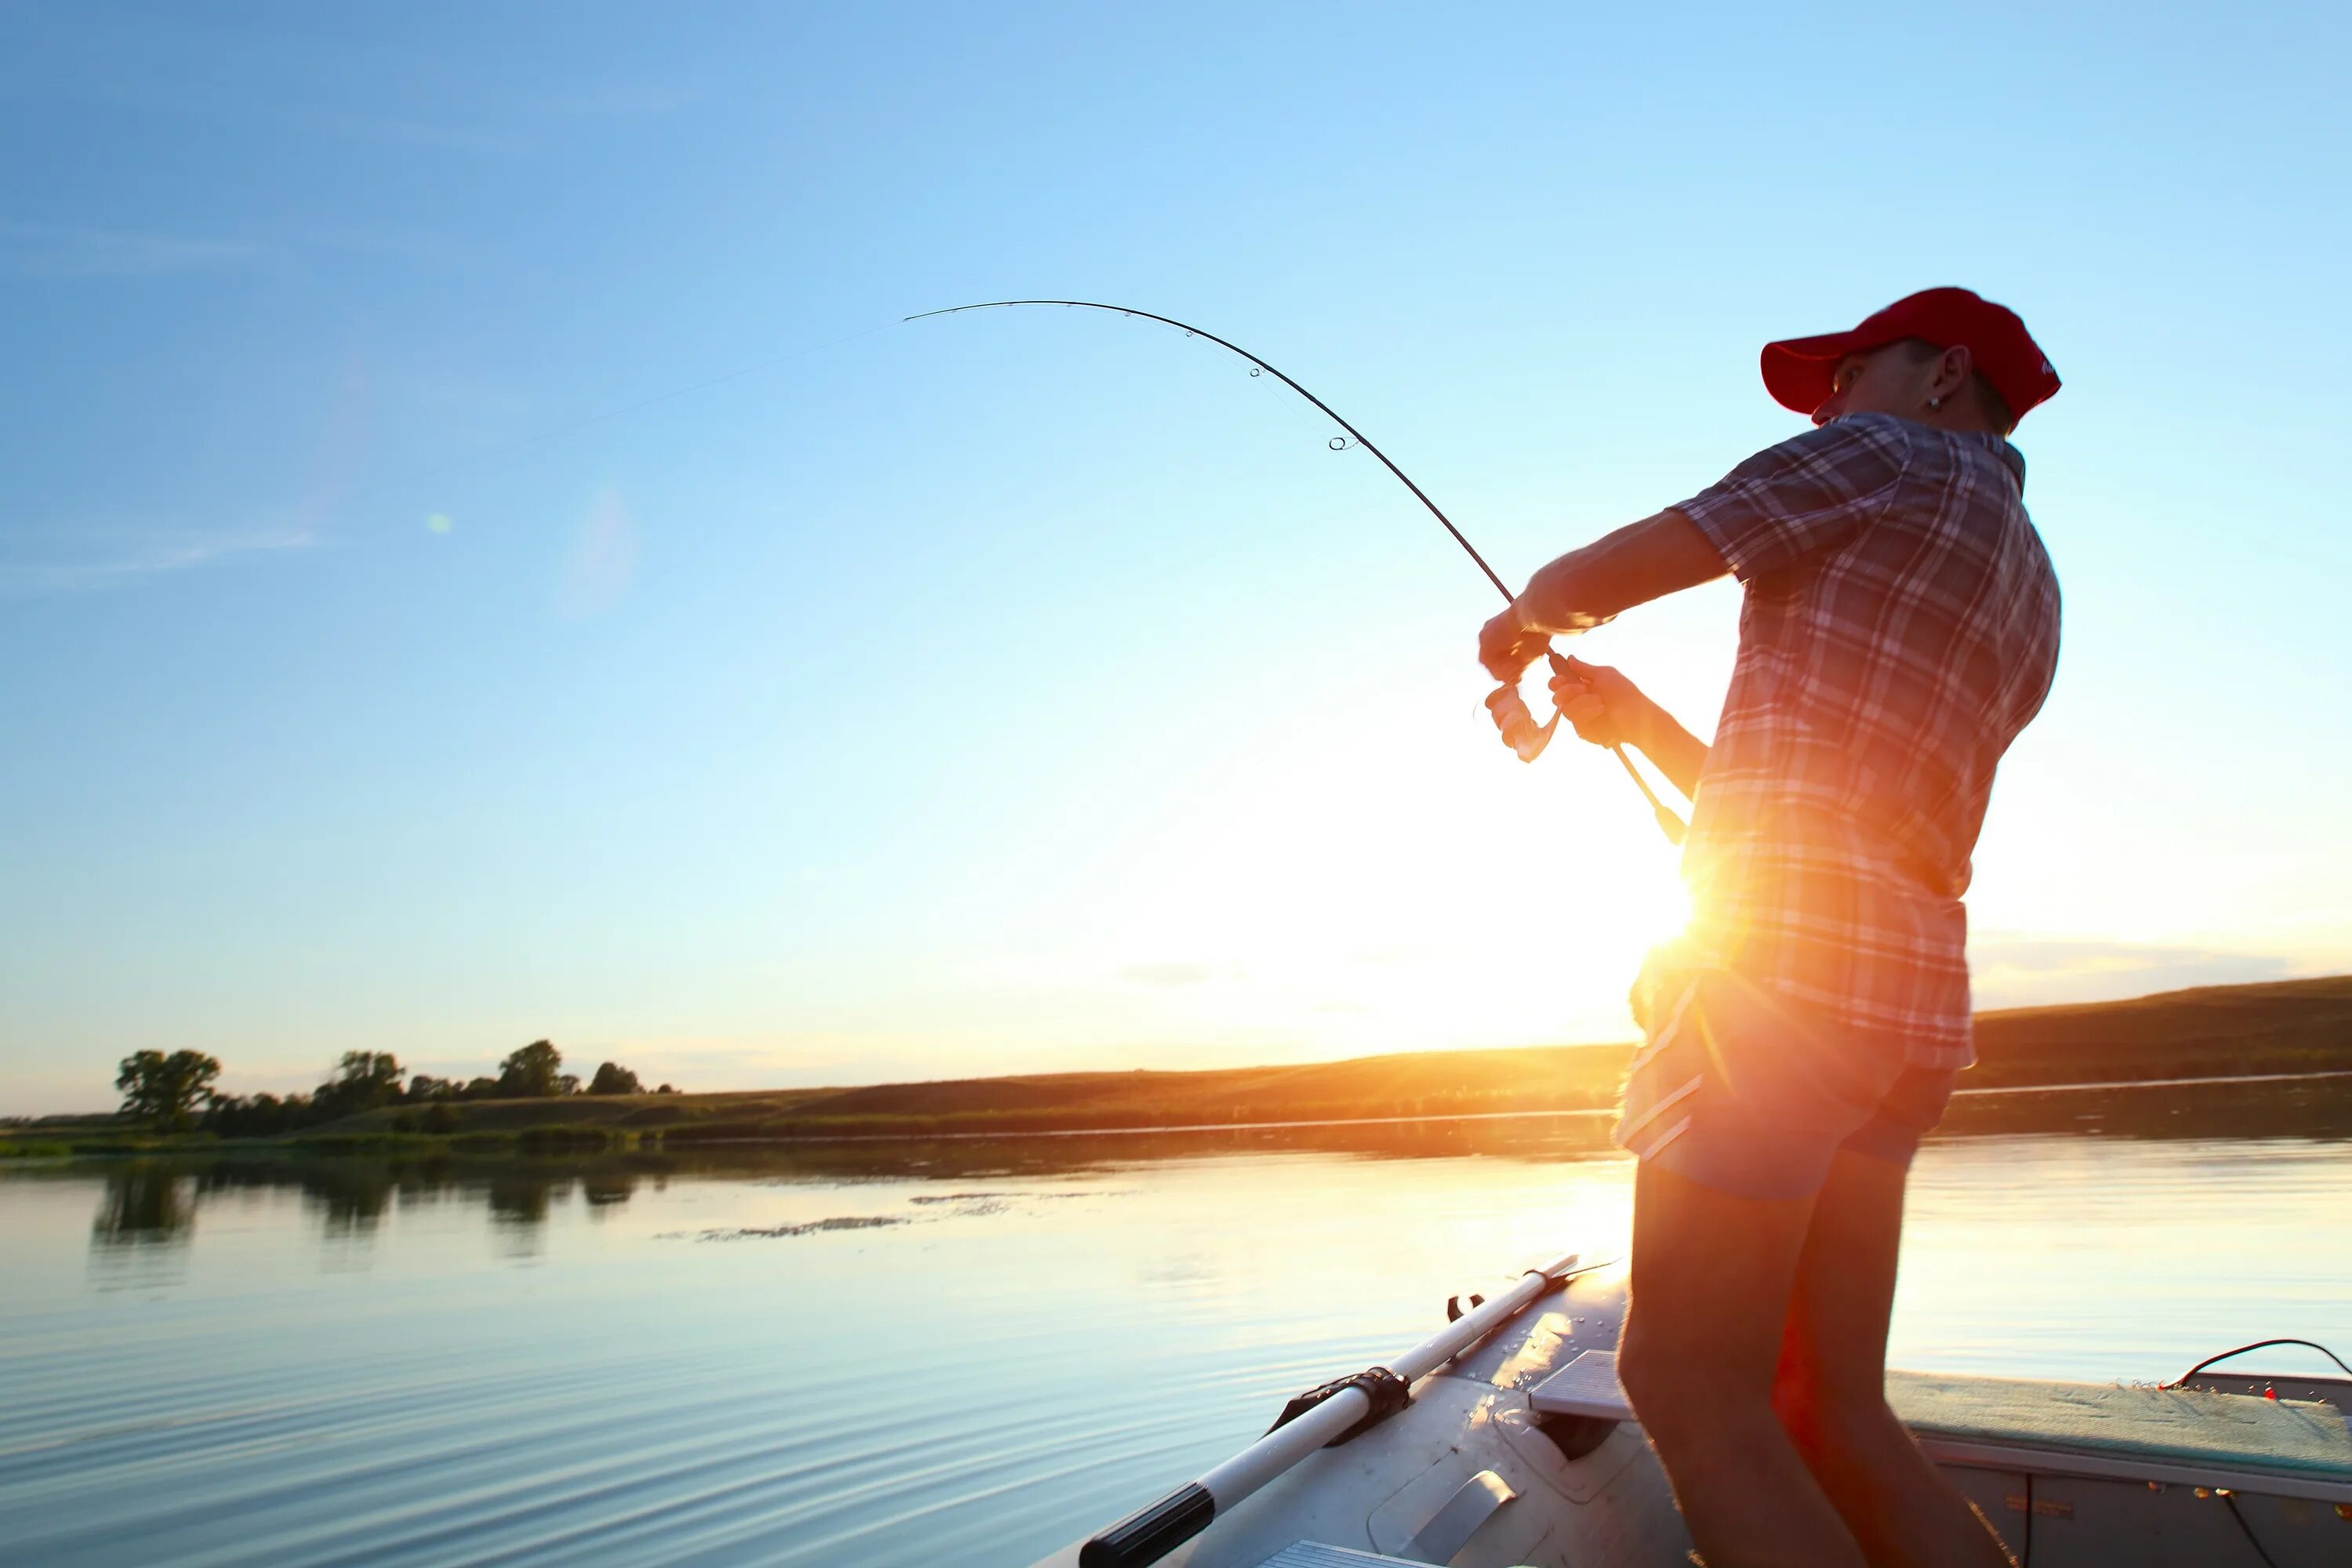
[{"xmin": 1809, "ymin": 340, "xmax": 1935, "ymax": 426}]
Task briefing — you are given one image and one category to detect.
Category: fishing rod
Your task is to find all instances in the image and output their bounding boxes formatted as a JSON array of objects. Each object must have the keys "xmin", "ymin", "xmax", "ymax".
[{"xmin": 906, "ymin": 299, "xmax": 1686, "ymax": 845}]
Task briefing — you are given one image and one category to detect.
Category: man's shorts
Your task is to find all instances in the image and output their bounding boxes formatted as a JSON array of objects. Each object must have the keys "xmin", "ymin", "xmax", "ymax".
[{"xmin": 1612, "ymin": 967, "xmax": 1956, "ymax": 1201}]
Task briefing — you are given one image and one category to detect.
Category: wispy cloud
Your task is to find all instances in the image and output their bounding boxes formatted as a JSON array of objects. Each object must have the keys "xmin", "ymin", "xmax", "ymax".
[
  {"xmin": 0, "ymin": 524, "xmax": 314, "ymax": 598},
  {"xmin": 1121, "ymin": 962, "xmax": 1213, "ymax": 987},
  {"xmin": 299, "ymin": 109, "xmax": 529, "ymax": 156},
  {"xmin": 0, "ymin": 217, "xmax": 495, "ymax": 281},
  {"xmin": 2, "ymin": 14, "xmax": 702, "ymax": 159},
  {"xmin": 533, "ymin": 81, "xmax": 706, "ymax": 119},
  {"xmin": 0, "ymin": 222, "xmax": 257, "ymax": 278}
]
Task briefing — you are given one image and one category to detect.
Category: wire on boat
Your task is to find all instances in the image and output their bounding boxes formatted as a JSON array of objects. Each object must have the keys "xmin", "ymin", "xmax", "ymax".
[
  {"xmin": 2169, "ymin": 1338, "xmax": 2336, "ymax": 1568},
  {"xmin": 2169, "ymin": 1337, "xmax": 2352, "ymax": 1385},
  {"xmin": 906, "ymin": 299, "xmax": 1689, "ymax": 845},
  {"xmin": 2220, "ymin": 1490, "xmax": 2287, "ymax": 1568}
]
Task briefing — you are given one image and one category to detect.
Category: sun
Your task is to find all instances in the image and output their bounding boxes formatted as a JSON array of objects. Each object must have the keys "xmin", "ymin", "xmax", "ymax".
[{"xmin": 1062, "ymin": 673, "xmax": 1693, "ymax": 1058}]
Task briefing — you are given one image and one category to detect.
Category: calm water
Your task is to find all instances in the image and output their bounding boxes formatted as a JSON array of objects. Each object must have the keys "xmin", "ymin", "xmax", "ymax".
[{"xmin": 4, "ymin": 1084, "xmax": 2350, "ymax": 1567}]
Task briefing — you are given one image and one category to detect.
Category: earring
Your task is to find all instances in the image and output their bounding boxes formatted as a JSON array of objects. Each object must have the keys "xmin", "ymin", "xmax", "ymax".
[{"xmin": 1928, "ymin": 395, "xmax": 1944, "ymax": 410}]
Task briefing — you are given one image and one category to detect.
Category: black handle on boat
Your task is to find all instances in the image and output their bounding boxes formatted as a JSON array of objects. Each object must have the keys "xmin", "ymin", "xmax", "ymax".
[{"xmin": 1079, "ymin": 1483, "xmax": 1215, "ymax": 1568}]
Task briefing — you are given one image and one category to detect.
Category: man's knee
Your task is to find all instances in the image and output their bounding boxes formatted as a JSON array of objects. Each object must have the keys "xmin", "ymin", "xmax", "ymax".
[
  {"xmin": 1620, "ymin": 1307, "xmax": 1749, "ymax": 1436},
  {"xmin": 1780, "ymin": 1383, "xmax": 1907, "ymax": 1471},
  {"xmin": 1619, "ymin": 1333, "xmax": 1706, "ymax": 1445}
]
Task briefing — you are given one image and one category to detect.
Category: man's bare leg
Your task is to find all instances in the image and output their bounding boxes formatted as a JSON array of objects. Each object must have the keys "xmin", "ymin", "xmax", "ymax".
[
  {"xmin": 1618, "ymin": 1160, "xmax": 1867, "ymax": 1568},
  {"xmin": 1772, "ymin": 1147, "xmax": 2016, "ymax": 1568}
]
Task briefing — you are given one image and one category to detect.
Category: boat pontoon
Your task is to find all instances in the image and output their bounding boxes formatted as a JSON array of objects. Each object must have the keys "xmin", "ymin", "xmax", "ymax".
[{"xmin": 1030, "ymin": 1254, "xmax": 2352, "ymax": 1567}]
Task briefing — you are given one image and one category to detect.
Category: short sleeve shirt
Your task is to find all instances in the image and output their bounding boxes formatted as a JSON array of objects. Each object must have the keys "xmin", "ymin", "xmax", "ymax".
[{"xmin": 1647, "ymin": 412, "xmax": 2061, "ymax": 1068}]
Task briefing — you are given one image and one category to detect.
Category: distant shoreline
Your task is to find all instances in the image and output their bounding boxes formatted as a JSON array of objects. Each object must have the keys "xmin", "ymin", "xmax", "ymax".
[
  {"xmin": 7, "ymin": 975, "xmax": 2350, "ymax": 1159},
  {"xmin": 642, "ymin": 1067, "xmax": 2352, "ymax": 1147}
]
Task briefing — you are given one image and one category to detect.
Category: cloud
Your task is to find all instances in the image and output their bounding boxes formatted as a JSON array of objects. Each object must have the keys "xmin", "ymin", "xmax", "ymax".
[
  {"xmin": 1967, "ymin": 933, "xmax": 2298, "ymax": 1011},
  {"xmin": 0, "ymin": 219, "xmax": 487, "ymax": 281},
  {"xmin": 534, "ymin": 82, "xmax": 706, "ymax": 118},
  {"xmin": 299, "ymin": 109, "xmax": 528, "ymax": 155},
  {"xmin": 0, "ymin": 222, "xmax": 256, "ymax": 278},
  {"xmin": 4, "ymin": 13, "xmax": 700, "ymax": 159},
  {"xmin": 1121, "ymin": 962, "xmax": 1213, "ymax": 987},
  {"xmin": 0, "ymin": 524, "xmax": 314, "ymax": 597}
]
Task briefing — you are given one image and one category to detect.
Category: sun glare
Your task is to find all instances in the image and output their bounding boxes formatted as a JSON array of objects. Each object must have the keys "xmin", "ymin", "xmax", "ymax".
[{"xmin": 1053, "ymin": 674, "xmax": 1692, "ymax": 1059}]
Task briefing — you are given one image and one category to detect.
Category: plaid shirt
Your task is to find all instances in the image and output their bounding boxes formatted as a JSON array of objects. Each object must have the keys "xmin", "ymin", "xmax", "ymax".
[{"xmin": 1643, "ymin": 412, "xmax": 2061, "ymax": 1069}]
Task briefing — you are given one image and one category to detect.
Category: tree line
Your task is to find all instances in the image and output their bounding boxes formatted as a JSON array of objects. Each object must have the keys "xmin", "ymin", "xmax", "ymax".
[{"xmin": 113, "ymin": 1041, "xmax": 677, "ymax": 1135}]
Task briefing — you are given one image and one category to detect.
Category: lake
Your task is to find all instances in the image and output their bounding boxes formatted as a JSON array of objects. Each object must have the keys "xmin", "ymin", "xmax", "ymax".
[{"xmin": 5, "ymin": 1083, "xmax": 2350, "ymax": 1566}]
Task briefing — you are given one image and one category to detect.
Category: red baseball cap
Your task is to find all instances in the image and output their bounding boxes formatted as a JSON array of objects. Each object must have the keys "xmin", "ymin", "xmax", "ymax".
[{"xmin": 1759, "ymin": 287, "xmax": 2060, "ymax": 424}]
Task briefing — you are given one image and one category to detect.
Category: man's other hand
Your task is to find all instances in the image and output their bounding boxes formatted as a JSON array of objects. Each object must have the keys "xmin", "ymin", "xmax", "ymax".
[{"xmin": 1550, "ymin": 656, "xmax": 1654, "ymax": 750}]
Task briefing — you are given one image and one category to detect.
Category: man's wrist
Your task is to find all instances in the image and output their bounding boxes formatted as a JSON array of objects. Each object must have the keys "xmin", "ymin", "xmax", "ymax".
[
  {"xmin": 1512, "ymin": 571, "xmax": 1563, "ymax": 635},
  {"xmin": 1518, "ymin": 557, "xmax": 1613, "ymax": 636},
  {"xmin": 1620, "ymin": 702, "xmax": 1663, "ymax": 756}
]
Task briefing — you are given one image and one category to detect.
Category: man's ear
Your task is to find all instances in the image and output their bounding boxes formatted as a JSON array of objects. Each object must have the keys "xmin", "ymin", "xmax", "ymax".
[{"xmin": 1934, "ymin": 343, "xmax": 1976, "ymax": 401}]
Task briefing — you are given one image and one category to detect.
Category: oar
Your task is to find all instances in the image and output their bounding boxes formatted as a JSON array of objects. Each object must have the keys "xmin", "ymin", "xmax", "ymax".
[{"xmin": 1076, "ymin": 1250, "xmax": 1594, "ymax": 1568}]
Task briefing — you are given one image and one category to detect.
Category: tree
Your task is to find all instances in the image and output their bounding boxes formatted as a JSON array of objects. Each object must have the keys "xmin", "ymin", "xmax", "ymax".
[
  {"xmin": 206, "ymin": 1091, "xmax": 308, "ymax": 1138},
  {"xmin": 405, "ymin": 1073, "xmax": 454, "ymax": 1102},
  {"xmin": 315, "ymin": 1051, "xmax": 405, "ymax": 1116},
  {"xmin": 587, "ymin": 1062, "xmax": 641, "ymax": 1095},
  {"xmin": 115, "ymin": 1050, "xmax": 223, "ymax": 1132},
  {"xmin": 496, "ymin": 1040, "xmax": 564, "ymax": 1098}
]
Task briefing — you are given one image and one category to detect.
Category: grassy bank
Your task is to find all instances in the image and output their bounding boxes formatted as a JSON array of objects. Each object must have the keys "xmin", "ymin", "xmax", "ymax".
[{"xmin": 7, "ymin": 975, "xmax": 2347, "ymax": 1156}]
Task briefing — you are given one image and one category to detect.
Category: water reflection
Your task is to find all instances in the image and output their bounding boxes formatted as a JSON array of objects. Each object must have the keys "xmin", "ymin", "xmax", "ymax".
[
  {"xmin": 76, "ymin": 1156, "xmax": 644, "ymax": 1257},
  {"xmin": 485, "ymin": 1171, "xmax": 561, "ymax": 1227},
  {"xmin": 56, "ymin": 1074, "xmax": 2351, "ymax": 1263},
  {"xmin": 89, "ymin": 1167, "xmax": 196, "ymax": 1247},
  {"xmin": 583, "ymin": 1174, "xmax": 635, "ymax": 1210}
]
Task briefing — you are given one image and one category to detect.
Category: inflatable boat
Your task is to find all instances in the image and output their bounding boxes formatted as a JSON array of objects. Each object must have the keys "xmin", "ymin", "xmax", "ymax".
[{"xmin": 1029, "ymin": 1253, "xmax": 2352, "ymax": 1567}]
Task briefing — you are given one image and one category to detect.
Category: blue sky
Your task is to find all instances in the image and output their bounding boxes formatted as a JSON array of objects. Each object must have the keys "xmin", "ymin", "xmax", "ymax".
[{"xmin": 5, "ymin": 3, "xmax": 2348, "ymax": 1112}]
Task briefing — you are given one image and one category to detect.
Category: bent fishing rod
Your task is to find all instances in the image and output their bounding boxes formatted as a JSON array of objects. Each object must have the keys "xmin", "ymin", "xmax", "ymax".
[{"xmin": 906, "ymin": 299, "xmax": 1686, "ymax": 844}]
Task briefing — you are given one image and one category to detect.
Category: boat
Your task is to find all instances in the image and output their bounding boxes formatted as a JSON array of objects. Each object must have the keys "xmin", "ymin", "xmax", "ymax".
[{"xmin": 1029, "ymin": 1252, "xmax": 2352, "ymax": 1567}]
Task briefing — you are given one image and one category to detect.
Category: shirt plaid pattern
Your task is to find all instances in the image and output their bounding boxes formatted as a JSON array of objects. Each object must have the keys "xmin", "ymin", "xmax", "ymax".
[{"xmin": 1648, "ymin": 412, "xmax": 2061, "ymax": 1069}]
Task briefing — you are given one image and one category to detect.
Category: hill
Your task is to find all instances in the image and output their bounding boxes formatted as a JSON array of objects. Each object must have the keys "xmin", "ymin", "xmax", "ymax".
[
  {"xmin": 296, "ymin": 972, "xmax": 2352, "ymax": 1142},
  {"xmin": 9, "ymin": 975, "xmax": 2348, "ymax": 1152}
]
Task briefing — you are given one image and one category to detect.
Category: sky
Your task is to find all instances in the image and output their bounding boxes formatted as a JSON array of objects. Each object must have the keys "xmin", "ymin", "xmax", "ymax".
[{"xmin": 4, "ymin": 3, "xmax": 2348, "ymax": 1113}]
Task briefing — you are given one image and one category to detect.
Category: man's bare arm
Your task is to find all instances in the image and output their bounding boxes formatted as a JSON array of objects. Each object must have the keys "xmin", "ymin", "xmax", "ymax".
[
  {"xmin": 1628, "ymin": 706, "xmax": 1710, "ymax": 801},
  {"xmin": 1478, "ymin": 511, "xmax": 1729, "ymax": 681},
  {"xmin": 1518, "ymin": 509, "xmax": 1728, "ymax": 633}
]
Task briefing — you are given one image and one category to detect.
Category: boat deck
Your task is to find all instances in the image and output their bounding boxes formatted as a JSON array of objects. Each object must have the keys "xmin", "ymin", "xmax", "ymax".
[
  {"xmin": 1530, "ymin": 1348, "xmax": 2352, "ymax": 1503},
  {"xmin": 1892, "ymin": 1370, "xmax": 2352, "ymax": 1495}
]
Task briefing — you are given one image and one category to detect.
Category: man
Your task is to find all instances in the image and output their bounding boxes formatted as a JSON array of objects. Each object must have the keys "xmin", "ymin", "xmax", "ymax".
[{"xmin": 1477, "ymin": 287, "xmax": 2062, "ymax": 1568}]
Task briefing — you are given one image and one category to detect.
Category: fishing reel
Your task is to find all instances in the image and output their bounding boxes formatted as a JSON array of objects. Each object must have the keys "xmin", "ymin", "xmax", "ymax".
[
  {"xmin": 1482, "ymin": 650, "xmax": 1593, "ymax": 764},
  {"xmin": 1484, "ymin": 676, "xmax": 1558, "ymax": 762}
]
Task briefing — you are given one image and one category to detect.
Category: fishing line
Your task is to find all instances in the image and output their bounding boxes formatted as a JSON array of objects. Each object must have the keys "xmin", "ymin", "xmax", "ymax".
[{"xmin": 907, "ymin": 299, "xmax": 1686, "ymax": 844}]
